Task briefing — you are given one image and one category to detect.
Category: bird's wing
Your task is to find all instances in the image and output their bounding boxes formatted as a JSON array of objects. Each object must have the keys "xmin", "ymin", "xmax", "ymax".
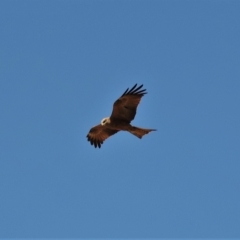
[
  {"xmin": 86, "ymin": 124, "xmax": 119, "ymax": 148},
  {"xmin": 110, "ymin": 84, "xmax": 147, "ymax": 122}
]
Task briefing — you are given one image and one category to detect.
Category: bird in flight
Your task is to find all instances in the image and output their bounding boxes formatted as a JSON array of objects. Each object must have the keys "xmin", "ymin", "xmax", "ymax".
[{"xmin": 86, "ymin": 84, "xmax": 156, "ymax": 148}]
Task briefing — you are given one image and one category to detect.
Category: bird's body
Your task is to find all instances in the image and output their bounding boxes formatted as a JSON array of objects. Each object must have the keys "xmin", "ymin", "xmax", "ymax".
[
  {"xmin": 102, "ymin": 118, "xmax": 129, "ymax": 131},
  {"xmin": 87, "ymin": 84, "xmax": 156, "ymax": 148}
]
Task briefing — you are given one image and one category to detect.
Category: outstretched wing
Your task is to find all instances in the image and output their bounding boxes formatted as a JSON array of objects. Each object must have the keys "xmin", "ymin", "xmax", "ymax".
[
  {"xmin": 86, "ymin": 124, "xmax": 119, "ymax": 148},
  {"xmin": 110, "ymin": 84, "xmax": 147, "ymax": 122}
]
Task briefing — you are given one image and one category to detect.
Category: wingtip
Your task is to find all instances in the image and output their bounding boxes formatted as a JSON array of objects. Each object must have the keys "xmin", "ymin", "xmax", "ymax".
[{"xmin": 122, "ymin": 83, "xmax": 147, "ymax": 96}]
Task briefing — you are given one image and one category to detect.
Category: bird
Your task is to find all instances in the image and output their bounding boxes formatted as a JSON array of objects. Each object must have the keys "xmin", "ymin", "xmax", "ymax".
[{"xmin": 86, "ymin": 84, "xmax": 156, "ymax": 148}]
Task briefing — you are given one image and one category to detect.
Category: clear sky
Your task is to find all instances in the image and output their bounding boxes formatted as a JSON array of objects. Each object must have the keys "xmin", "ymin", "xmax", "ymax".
[{"xmin": 0, "ymin": 0, "xmax": 240, "ymax": 238}]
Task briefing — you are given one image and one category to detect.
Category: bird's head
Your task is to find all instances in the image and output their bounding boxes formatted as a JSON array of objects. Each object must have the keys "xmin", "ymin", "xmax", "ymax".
[{"xmin": 101, "ymin": 117, "xmax": 111, "ymax": 126}]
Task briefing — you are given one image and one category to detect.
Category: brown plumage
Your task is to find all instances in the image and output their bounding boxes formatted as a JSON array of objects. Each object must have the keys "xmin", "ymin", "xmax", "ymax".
[{"xmin": 86, "ymin": 84, "xmax": 156, "ymax": 148}]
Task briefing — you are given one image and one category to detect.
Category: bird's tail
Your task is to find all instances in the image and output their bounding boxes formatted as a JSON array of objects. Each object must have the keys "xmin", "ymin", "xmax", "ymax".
[{"xmin": 129, "ymin": 126, "xmax": 156, "ymax": 139}]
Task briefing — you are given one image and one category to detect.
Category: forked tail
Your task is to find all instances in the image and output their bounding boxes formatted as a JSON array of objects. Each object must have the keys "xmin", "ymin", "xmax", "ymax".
[{"xmin": 129, "ymin": 126, "xmax": 156, "ymax": 139}]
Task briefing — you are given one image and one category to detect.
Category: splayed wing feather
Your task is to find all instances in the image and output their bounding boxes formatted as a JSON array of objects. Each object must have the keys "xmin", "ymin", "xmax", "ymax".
[
  {"xmin": 111, "ymin": 84, "xmax": 147, "ymax": 122},
  {"xmin": 125, "ymin": 83, "xmax": 138, "ymax": 94},
  {"xmin": 121, "ymin": 87, "xmax": 129, "ymax": 96},
  {"xmin": 86, "ymin": 124, "xmax": 119, "ymax": 148},
  {"xmin": 129, "ymin": 84, "xmax": 143, "ymax": 93}
]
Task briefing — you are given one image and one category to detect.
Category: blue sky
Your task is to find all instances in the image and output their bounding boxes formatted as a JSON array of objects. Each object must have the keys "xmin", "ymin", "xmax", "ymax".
[{"xmin": 0, "ymin": 0, "xmax": 240, "ymax": 238}]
